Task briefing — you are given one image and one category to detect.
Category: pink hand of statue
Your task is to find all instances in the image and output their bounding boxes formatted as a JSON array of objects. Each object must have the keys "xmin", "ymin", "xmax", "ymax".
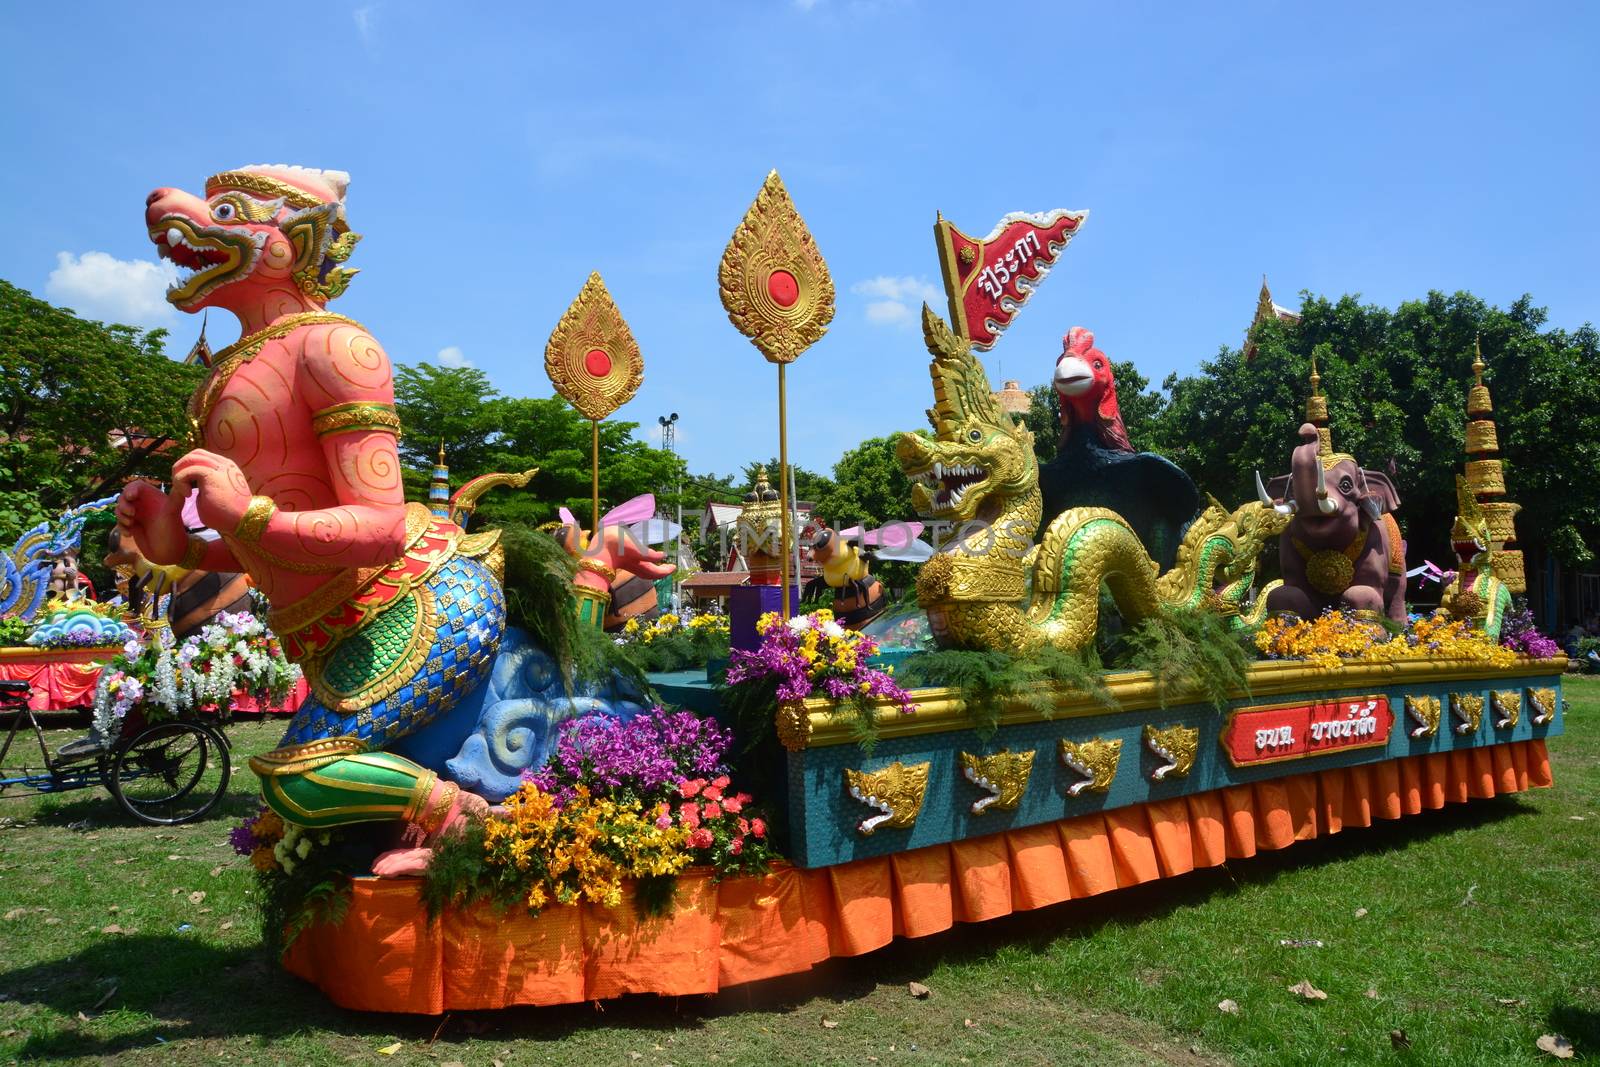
[
  {"xmin": 371, "ymin": 847, "xmax": 434, "ymax": 878},
  {"xmin": 589, "ymin": 524, "xmax": 676, "ymax": 584},
  {"xmin": 171, "ymin": 449, "xmax": 255, "ymax": 534},
  {"xmin": 115, "ymin": 479, "xmax": 188, "ymax": 565},
  {"xmin": 368, "ymin": 786, "xmax": 491, "ymax": 878}
]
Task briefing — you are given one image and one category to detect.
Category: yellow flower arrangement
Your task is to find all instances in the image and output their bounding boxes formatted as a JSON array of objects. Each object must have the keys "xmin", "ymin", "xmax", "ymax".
[
  {"xmin": 1256, "ymin": 610, "xmax": 1517, "ymax": 670},
  {"xmin": 482, "ymin": 782, "xmax": 692, "ymax": 911},
  {"xmin": 622, "ymin": 610, "xmax": 729, "ymax": 646},
  {"xmin": 687, "ymin": 614, "xmax": 728, "ymax": 634},
  {"xmin": 756, "ymin": 607, "xmax": 871, "ymax": 680}
]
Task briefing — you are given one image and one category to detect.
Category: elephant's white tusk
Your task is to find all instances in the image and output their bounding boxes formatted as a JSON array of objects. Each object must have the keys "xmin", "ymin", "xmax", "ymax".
[
  {"xmin": 1254, "ymin": 470, "xmax": 1273, "ymax": 507},
  {"xmin": 1317, "ymin": 496, "xmax": 1338, "ymax": 515}
]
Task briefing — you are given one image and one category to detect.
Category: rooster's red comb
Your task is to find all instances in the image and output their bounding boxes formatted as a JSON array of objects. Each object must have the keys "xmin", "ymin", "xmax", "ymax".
[{"xmin": 1064, "ymin": 327, "xmax": 1097, "ymax": 356}]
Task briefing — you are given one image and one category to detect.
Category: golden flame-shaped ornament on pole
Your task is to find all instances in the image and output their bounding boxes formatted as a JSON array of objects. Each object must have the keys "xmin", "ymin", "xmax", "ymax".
[
  {"xmin": 718, "ymin": 170, "xmax": 836, "ymax": 617},
  {"xmin": 544, "ymin": 271, "xmax": 645, "ymax": 535}
]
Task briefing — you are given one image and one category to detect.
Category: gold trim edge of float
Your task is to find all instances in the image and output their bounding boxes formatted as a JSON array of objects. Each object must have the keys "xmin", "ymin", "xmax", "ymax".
[
  {"xmin": 0, "ymin": 646, "xmax": 120, "ymax": 663},
  {"xmin": 797, "ymin": 656, "xmax": 1567, "ymax": 748}
]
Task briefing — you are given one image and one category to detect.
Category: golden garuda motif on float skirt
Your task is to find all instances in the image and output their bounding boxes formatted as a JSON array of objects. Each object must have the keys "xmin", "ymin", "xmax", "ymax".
[
  {"xmin": 543, "ymin": 272, "xmax": 644, "ymax": 421},
  {"xmin": 932, "ymin": 208, "xmax": 1089, "ymax": 350},
  {"xmin": 718, "ymin": 170, "xmax": 835, "ymax": 364}
]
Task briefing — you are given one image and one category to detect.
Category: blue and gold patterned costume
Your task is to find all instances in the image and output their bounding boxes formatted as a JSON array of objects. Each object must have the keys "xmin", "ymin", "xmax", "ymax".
[
  {"xmin": 250, "ymin": 503, "xmax": 507, "ymax": 829},
  {"xmin": 281, "ymin": 555, "xmax": 505, "ymax": 747}
]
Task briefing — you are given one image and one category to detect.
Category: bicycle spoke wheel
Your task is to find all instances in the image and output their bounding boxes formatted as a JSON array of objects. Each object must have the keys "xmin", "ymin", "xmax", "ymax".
[{"xmin": 108, "ymin": 721, "xmax": 231, "ymax": 825}]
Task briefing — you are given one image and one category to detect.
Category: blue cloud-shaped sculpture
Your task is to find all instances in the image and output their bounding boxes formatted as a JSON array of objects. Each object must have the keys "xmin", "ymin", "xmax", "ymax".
[
  {"xmin": 25, "ymin": 606, "xmax": 134, "ymax": 649},
  {"xmin": 387, "ymin": 626, "xmax": 650, "ymax": 802}
]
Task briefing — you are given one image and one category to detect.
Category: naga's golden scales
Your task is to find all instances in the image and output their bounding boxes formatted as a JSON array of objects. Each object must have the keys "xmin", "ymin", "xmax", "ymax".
[
  {"xmin": 543, "ymin": 271, "xmax": 645, "ymax": 539},
  {"xmin": 718, "ymin": 171, "xmax": 836, "ymax": 617}
]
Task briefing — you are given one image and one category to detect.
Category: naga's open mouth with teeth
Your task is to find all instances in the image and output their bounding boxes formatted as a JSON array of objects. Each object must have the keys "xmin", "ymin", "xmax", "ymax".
[
  {"xmin": 149, "ymin": 215, "xmax": 264, "ymax": 306},
  {"xmin": 907, "ymin": 461, "xmax": 989, "ymax": 515}
]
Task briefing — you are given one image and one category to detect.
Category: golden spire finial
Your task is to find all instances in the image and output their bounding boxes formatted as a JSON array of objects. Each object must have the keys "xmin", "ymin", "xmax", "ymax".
[
  {"xmin": 1306, "ymin": 351, "xmax": 1332, "ymax": 457},
  {"xmin": 1472, "ymin": 334, "xmax": 1486, "ymax": 386},
  {"xmin": 437, "ymin": 438, "xmax": 446, "ymax": 465},
  {"xmin": 746, "ymin": 465, "xmax": 777, "ymax": 501}
]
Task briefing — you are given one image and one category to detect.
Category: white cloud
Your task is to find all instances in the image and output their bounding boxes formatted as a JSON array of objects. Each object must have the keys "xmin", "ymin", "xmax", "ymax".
[
  {"xmin": 436, "ymin": 345, "xmax": 473, "ymax": 369},
  {"xmin": 851, "ymin": 275, "xmax": 942, "ymax": 328},
  {"xmin": 45, "ymin": 251, "xmax": 178, "ymax": 330},
  {"xmin": 865, "ymin": 300, "xmax": 913, "ymax": 326},
  {"xmin": 353, "ymin": 4, "xmax": 378, "ymax": 42}
]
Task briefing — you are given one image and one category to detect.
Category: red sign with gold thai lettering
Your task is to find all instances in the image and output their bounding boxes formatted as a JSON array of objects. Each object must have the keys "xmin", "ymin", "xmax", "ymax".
[
  {"xmin": 1220, "ymin": 696, "xmax": 1393, "ymax": 767},
  {"xmin": 933, "ymin": 209, "xmax": 1089, "ymax": 350}
]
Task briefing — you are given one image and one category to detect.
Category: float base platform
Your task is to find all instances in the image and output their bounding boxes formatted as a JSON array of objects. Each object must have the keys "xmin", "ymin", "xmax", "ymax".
[{"xmin": 284, "ymin": 739, "xmax": 1550, "ymax": 1014}]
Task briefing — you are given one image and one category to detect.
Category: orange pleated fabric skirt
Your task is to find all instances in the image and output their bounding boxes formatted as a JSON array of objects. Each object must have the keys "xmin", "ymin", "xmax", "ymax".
[{"xmin": 284, "ymin": 739, "xmax": 1551, "ymax": 1013}]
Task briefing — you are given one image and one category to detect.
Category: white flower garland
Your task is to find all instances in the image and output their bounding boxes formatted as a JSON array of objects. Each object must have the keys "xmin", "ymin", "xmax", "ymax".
[{"xmin": 89, "ymin": 610, "xmax": 302, "ymax": 742}]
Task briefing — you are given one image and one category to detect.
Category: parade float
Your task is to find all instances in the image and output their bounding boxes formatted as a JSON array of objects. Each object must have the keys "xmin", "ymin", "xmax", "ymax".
[
  {"xmin": 121, "ymin": 163, "xmax": 1562, "ymax": 1012},
  {"xmin": 0, "ymin": 499, "xmax": 126, "ymax": 711},
  {"xmin": 0, "ymin": 481, "xmax": 307, "ymax": 718}
]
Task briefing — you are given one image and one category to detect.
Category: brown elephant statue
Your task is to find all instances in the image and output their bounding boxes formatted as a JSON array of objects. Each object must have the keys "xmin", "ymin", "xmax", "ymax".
[{"xmin": 1258, "ymin": 423, "xmax": 1406, "ymax": 622}]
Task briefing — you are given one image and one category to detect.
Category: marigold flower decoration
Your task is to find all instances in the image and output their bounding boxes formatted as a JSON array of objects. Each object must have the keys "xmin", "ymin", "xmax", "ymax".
[
  {"xmin": 621, "ymin": 611, "xmax": 730, "ymax": 645},
  {"xmin": 227, "ymin": 805, "xmax": 330, "ymax": 875},
  {"xmin": 1256, "ymin": 609, "xmax": 1517, "ymax": 669},
  {"xmin": 473, "ymin": 706, "xmax": 781, "ymax": 909},
  {"xmin": 484, "ymin": 782, "xmax": 692, "ymax": 910}
]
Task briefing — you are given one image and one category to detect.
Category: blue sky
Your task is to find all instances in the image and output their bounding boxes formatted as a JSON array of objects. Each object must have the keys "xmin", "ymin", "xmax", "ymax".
[{"xmin": 2, "ymin": 2, "xmax": 1596, "ymax": 479}]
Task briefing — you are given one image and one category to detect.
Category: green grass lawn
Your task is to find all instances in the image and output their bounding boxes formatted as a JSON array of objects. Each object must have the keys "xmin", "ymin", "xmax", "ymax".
[{"xmin": 1, "ymin": 682, "xmax": 1596, "ymax": 1066}]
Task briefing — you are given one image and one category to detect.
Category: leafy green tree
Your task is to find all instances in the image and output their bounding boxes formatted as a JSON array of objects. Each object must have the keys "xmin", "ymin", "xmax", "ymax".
[
  {"xmin": 1155, "ymin": 290, "xmax": 1600, "ymax": 577},
  {"xmin": 1023, "ymin": 385, "xmax": 1060, "ymax": 464},
  {"xmin": 392, "ymin": 363, "xmax": 685, "ymax": 530},
  {"xmin": 1112, "ymin": 359, "xmax": 1168, "ymax": 454},
  {"xmin": 0, "ymin": 280, "xmax": 202, "ymax": 538},
  {"xmin": 392, "ymin": 363, "xmax": 507, "ymax": 476},
  {"xmin": 814, "ymin": 436, "xmax": 915, "ymax": 528},
  {"xmin": 486, "ymin": 396, "xmax": 685, "ymax": 529}
]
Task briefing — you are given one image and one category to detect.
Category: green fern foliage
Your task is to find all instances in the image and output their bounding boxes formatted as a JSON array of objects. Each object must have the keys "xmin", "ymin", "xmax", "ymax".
[
  {"xmin": 897, "ymin": 645, "xmax": 1114, "ymax": 740},
  {"xmin": 1117, "ymin": 607, "xmax": 1254, "ymax": 711}
]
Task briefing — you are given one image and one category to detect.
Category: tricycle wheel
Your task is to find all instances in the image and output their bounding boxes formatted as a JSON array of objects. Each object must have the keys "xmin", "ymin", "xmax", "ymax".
[{"xmin": 107, "ymin": 721, "xmax": 231, "ymax": 826}]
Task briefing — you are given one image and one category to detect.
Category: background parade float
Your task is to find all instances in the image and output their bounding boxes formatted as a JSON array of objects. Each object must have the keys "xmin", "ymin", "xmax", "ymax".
[{"xmin": 0, "ymin": 158, "xmax": 1552, "ymax": 1015}]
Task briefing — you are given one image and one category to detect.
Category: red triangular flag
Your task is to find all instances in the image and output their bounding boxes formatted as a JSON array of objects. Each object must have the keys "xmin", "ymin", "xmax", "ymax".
[{"xmin": 933, "ymin": 209, "xmax": 1088, "ymax": 350}]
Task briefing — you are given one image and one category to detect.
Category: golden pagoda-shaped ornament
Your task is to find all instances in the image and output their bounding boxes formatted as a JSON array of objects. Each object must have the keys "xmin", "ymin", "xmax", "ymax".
[
  {"xmin": 1455, "ymin": 338, "xmax": 1525, "ymax": 594},
  {"xmin": 1305, "ymin": 353, "xmax": 1334, "ymax": 459},
  {"xmin": 736, "ymin": 466, "xmax": 785, "ymax": 586}
]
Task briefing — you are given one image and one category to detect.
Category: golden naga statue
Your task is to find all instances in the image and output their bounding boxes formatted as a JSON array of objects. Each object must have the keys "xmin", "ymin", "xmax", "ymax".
[
  {"xmin": 1405, "ymin": 695, "xmax": 1442, "ymax": 738},
  {"xmin": 894, "ymin": 307, "xmax": 1286, "ymax": 654}
]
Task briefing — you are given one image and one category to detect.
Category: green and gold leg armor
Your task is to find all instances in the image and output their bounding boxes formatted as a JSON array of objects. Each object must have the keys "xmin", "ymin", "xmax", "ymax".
[{"xmin": 249, "ymin": 737, "xmax": 456, "ymax": 832}]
